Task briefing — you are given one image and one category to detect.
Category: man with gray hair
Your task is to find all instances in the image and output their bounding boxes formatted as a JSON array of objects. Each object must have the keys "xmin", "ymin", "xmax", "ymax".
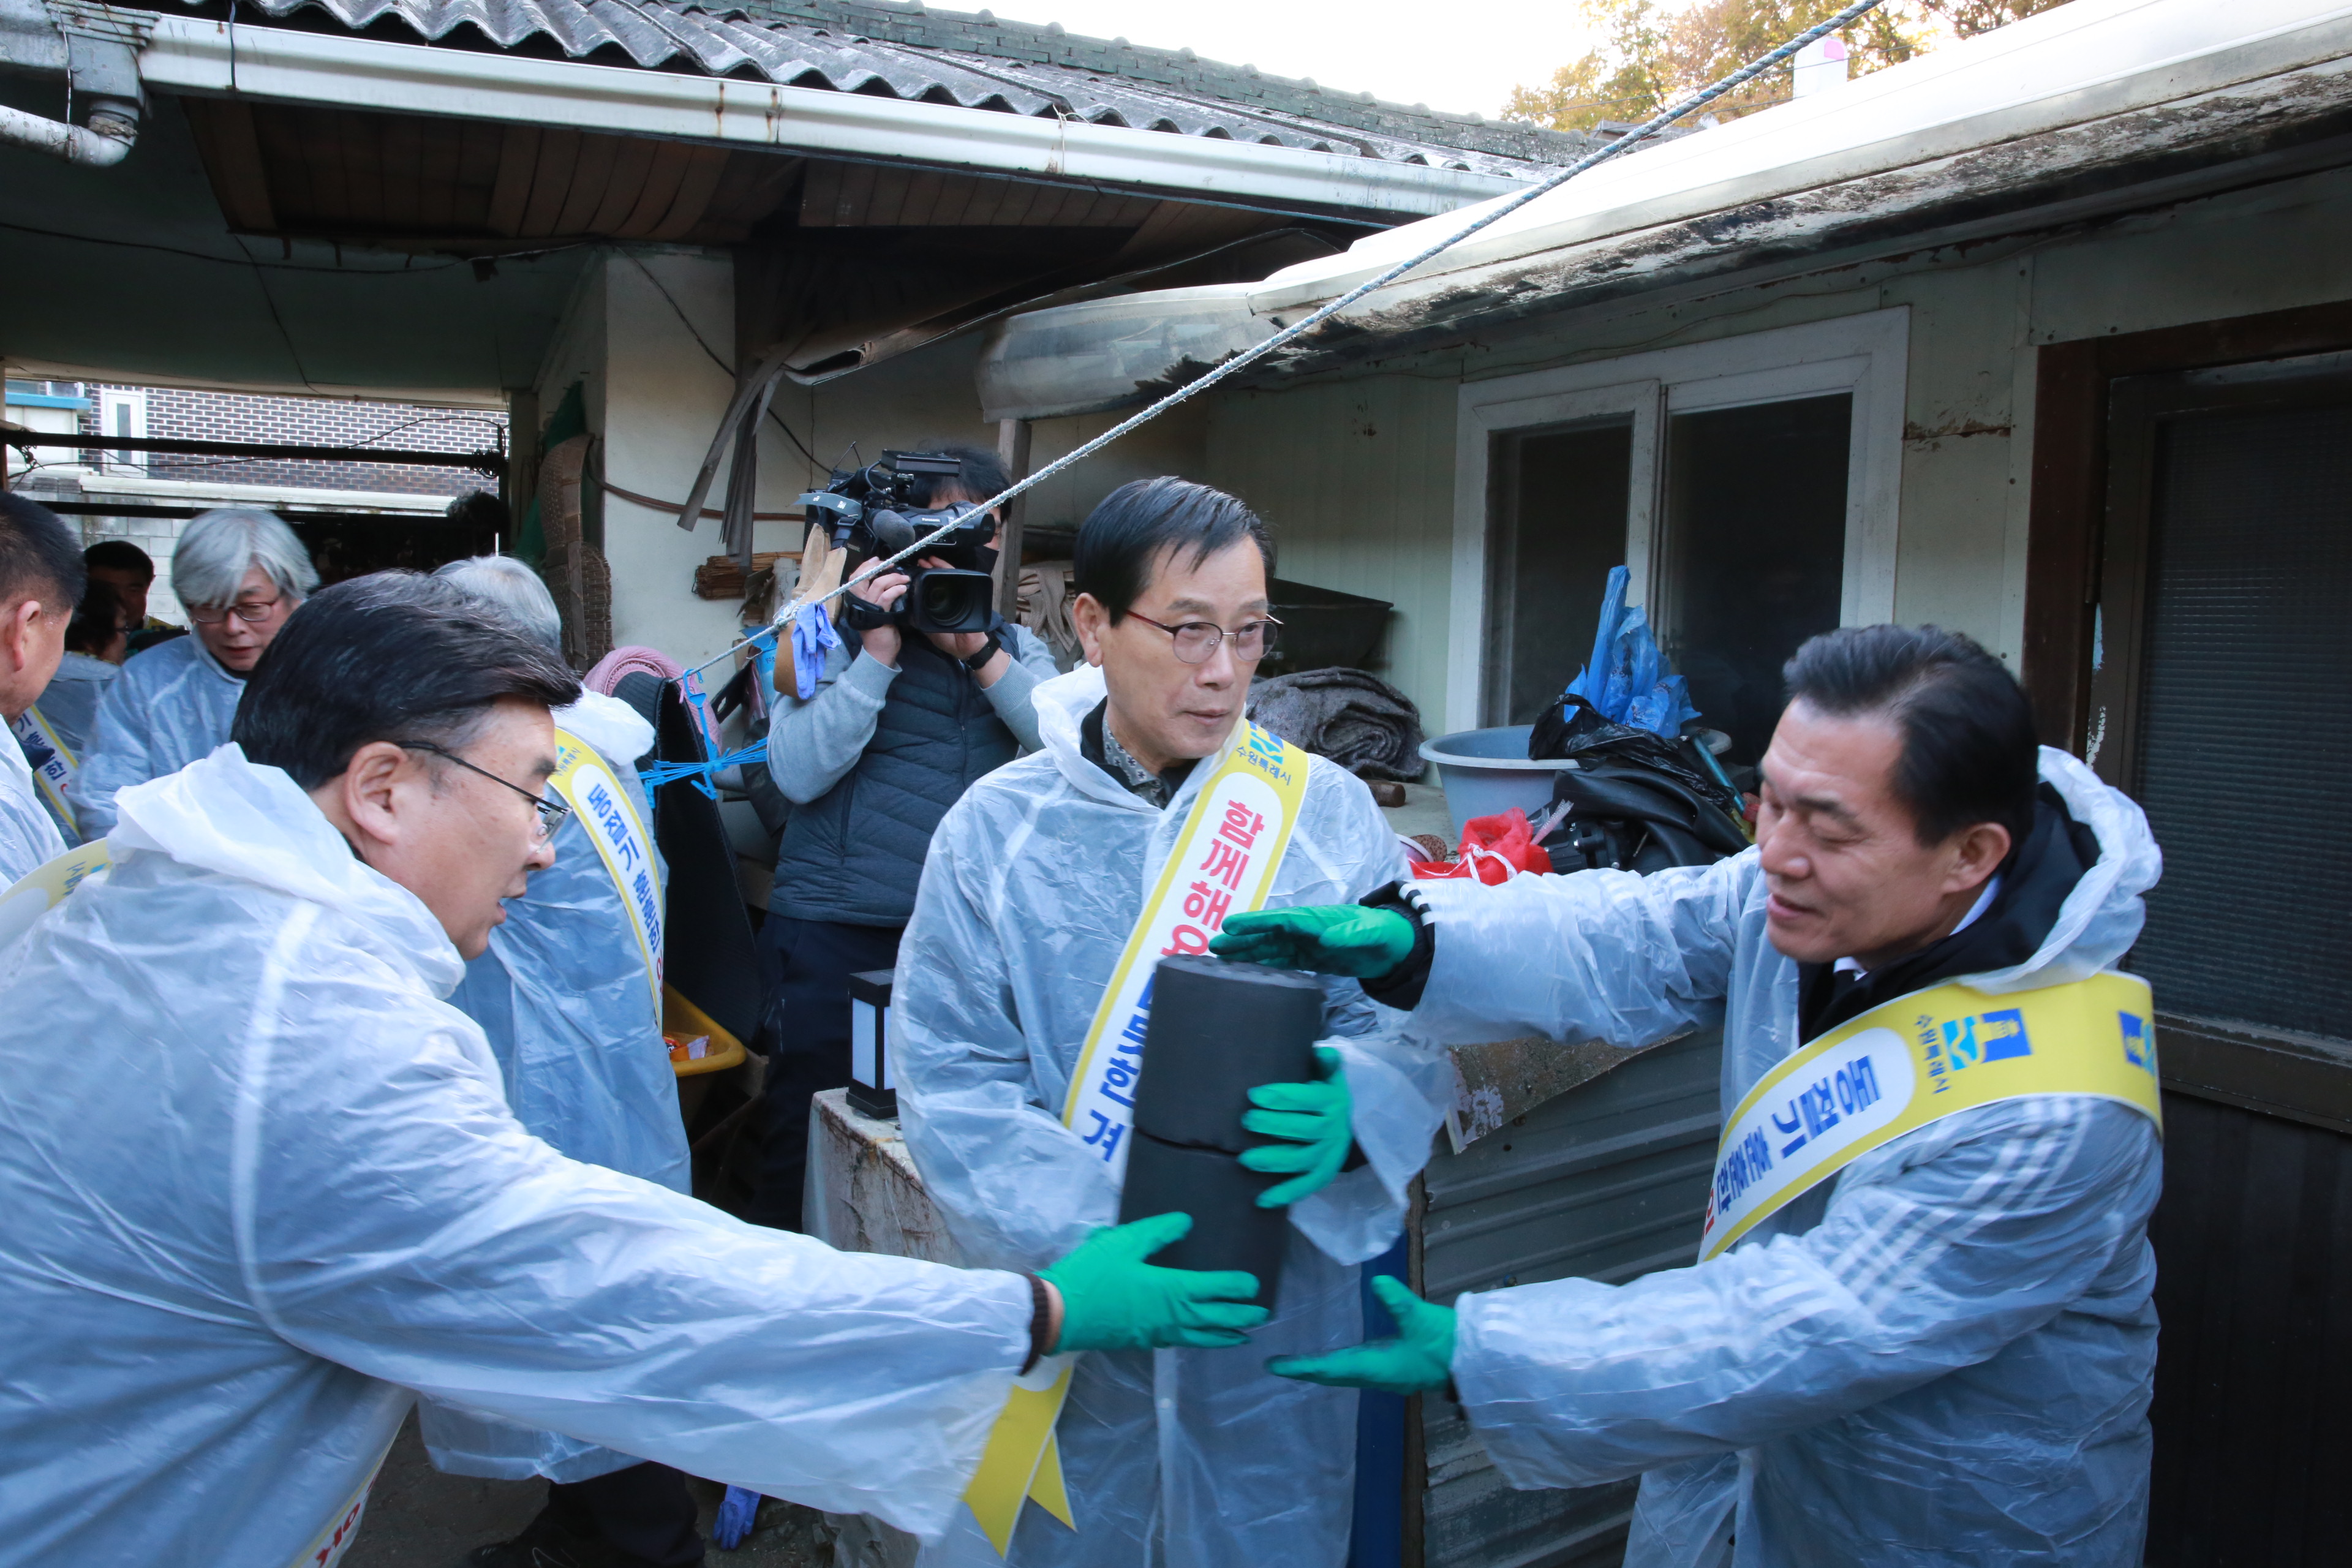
[
  {"xmin": 69, "ymin": 507, "xmax": 317, "ymax": 837},
  {"xmin": 428, "ymin": 555, "xmax": 704, "ymax": 1568}
]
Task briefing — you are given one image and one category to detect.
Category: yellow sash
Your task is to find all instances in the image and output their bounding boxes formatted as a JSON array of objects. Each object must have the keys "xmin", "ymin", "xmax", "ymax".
[
  {"xmin": 0, "ymin": 839, "xmax": 111, "ymax": 947},
  {"xmin": 284, "ymin": 1436, "xmax": 394, "ymax": 1568},
  {"xmin": 545, "ymin": 728, "xmax": 664, "ymax": 1019},
  {"xmin": 10, "ymin": 707, "xmax": 77, "ymax": 838},
  {"xmin": 1700, "ymin": 970, "xmax": 2162, "ymax": 1262},
  {"xmin": 961, "ymin": 720, "xmax": 1315, "ymax": 1556}
]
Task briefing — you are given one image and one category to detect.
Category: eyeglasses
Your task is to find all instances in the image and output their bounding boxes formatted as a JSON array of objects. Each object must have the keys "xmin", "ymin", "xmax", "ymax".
[
  {"xmin": 395, "ymin": 741, "xmax": 571, "ymax": 842},
  {"xmin": 187, "ymin": 594, "xmax": 284, "ymax": 625},
  {"xmin": 1126, "ymin": 612, "xmax": 1283, "ymax": 666}
]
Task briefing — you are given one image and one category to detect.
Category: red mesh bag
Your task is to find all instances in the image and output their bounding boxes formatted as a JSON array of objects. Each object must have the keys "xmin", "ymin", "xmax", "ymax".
[{"xmin": 1408, "ymin": 807, "xmax": 1555, "ymax": 885}]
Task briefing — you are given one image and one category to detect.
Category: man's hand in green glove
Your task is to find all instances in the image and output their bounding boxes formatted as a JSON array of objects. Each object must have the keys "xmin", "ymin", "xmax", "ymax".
[
  {"xmin": 1210, "ymin": 905, "xmax": 1415, "ymax": 978},
  {"xmin": 1039, "ymin": 1212, "xmax": 1269, "ymax": 1354},
  {"xmin": 1240, "ymin": 1045, "xmax": 1353, "ymax": 1207},
  {"xmin": 1267, "ymin": 1276, "xmax": 1456, "ymax": 1396}
]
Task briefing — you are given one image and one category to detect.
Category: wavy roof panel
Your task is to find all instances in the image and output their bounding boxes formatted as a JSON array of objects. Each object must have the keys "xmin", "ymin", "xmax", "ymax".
[{"xmin": 187, "ymin": 0, "xmax": 1586, "ymax": 178}]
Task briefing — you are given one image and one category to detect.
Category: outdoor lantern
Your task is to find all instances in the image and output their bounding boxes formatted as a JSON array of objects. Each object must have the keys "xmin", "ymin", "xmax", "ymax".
[{"xmin": 847, "ymin": 968, "xmax": 897, "ymax": 1120}]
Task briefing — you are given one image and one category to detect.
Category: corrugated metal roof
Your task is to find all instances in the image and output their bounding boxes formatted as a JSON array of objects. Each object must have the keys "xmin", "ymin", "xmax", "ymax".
[{"xmin": 183, "ymin": 0, "xmax": 1585, "ymax": 178}]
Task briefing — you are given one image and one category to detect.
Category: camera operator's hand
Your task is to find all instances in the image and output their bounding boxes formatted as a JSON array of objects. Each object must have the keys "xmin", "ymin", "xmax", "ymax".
[
  {"xmin": 915, "ymin": 556, "xmax": 1012, "ymax": 685},
  {"xmin": 849, "ymin": 569, "xmax": 910, "ymax": 668}
]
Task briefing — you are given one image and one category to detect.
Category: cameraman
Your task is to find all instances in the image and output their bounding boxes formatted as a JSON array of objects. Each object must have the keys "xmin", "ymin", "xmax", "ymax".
[{"xmin": 752, "ymin": 445, "xmax": 1058, "ymax": 1230}]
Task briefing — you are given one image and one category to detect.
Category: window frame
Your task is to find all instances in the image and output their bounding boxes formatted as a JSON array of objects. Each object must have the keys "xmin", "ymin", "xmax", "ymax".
[
  {"xmin": 2087, "ymin": 350, "xmax": 2352, "ymax": 788},
  {"xmin": 1447, "ymin": 307, "xmax": 1910, "ymax": 733},
  {"xmin": 97, "ymin": 387, "xmax": 148, "ymax": 473}
]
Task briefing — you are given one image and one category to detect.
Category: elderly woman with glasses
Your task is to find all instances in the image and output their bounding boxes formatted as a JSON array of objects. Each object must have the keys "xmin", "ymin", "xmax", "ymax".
[{"xmin": 69, "ymin": 508, "xmax": 317, "ymax": 838}]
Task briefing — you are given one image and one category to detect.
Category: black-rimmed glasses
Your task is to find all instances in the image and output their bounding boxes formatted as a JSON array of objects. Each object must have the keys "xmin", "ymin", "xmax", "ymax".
[
  {"xmin": 396, "ymin": 741, "xmax": 570, "ymax": 842},
  {"xmin": 1126, "ymin": 611, "xmax": 1283, "ymax": 666}
]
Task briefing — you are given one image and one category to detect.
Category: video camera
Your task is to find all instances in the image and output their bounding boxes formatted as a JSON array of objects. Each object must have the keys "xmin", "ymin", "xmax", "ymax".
[{"xmin": 799, "ymin": 451, "xmax": 1000, "ymax": 637}]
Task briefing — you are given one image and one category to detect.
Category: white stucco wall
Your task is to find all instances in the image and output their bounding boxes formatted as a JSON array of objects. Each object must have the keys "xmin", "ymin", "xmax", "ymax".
[{"xmin": 1204, "ymin": 376, "xmax": 1459, "ymax": 720}]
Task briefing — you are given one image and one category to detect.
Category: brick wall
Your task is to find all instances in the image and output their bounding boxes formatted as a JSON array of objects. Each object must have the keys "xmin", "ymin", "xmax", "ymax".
[
  {"xmin": 84, "ymin": 385, "xmax": 506, "ymax": 498},
  {"xmin": 51, "ymin": 385, "xmax": 509, "ymax": 622},
  {"xmin": 77, "ymin": 512, "xmax": 197, "ymax": 625}
]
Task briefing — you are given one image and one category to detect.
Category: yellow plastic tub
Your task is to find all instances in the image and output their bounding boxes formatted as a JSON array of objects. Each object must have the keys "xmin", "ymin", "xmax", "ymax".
[{"xmin": 663, "ymin": 985, "xmax": 747, "ymax": 1079}]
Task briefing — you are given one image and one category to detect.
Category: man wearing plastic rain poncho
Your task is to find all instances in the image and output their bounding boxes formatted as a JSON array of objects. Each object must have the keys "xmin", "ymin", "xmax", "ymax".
[
  {"xmin": 67, "ymin": 507, "xmax": 316, "ymax": 839},
  {"xmin": 426, "ymin": 556, "xmax": 707, "ymax": 1568},
  {"xmin": 0, "ymin": 573, "xmax": 1272, "ymax": 1568},
  {"xmin": 1216, "ymin": 625, "xmax": 2166, "ymax": 1568},
  {"xmin": 0, "ymin": 496, "xmax": 80, "ymax": 882},
  {"xmin": 892, "ymin": 478, "xmax": 1452, "ymax": 1568},
  {"xmin": 29, "ymin": 577, "xmax": 135, "ymax": 758}
]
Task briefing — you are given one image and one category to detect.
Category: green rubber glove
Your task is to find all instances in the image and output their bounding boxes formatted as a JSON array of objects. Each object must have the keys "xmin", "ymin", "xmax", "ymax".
[
  {"xmin": 1267, "ymin": 1275, "xmax": 1456, "ymax": 1395},
  {"xmin": 1240, "ymin": 1045, "xmax": 1352, "ymax": 1208},
  {"xmin": 1210, "ymin": 905, "xmax": 1416, "ymax": 978},
  {"xmin": 1039, "ymin": 1212, "xmax": 1270, "ymax": 1353}
]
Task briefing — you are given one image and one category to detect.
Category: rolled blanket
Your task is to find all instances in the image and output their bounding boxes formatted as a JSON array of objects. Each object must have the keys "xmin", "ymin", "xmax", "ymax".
[
  {"xmin": 1246, "ymin": 668, "xmax": 1427, "ymax": 782},
  {"xmin": 584, "ymin": 644, "xmax": 683, "ymax": 697}
]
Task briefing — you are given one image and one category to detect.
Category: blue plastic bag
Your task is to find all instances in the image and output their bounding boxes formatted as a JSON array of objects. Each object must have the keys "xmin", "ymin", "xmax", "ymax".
[{"xmin": 1562, "ymin": 567, "xmax": 1697, "ymax": 739}]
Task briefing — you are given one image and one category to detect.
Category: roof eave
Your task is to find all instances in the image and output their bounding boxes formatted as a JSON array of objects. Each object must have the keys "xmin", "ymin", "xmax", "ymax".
[
  {"xmin": 137, "ymin": 14, "xmax": 1523, "ymax": 222},
  {"xmin": 1243, "ymin": 48, "xmax": 2352, "ymax": 380},
  {"xmin": 974, "ymin": 43, "xmax": 2352, "ymax": 416}
]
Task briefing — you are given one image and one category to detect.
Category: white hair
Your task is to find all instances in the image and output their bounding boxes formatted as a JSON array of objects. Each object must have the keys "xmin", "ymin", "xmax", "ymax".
[
  {"xmin": 434, "ymin": 554, "xmax": 563, "ymax": 652},
  {"xmin": 172, "ymin": 509, "xmax": 319, "ymax": 609}
]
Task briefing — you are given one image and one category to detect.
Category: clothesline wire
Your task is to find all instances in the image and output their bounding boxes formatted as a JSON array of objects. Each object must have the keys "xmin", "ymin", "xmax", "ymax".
[{"xmin": 674, "ymin": 0, "xmax": 1887, "ymax": 687}]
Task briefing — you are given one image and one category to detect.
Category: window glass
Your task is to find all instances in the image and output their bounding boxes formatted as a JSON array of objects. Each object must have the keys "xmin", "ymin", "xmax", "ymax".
[
  {"xmin": 2131, "ymin": 400, "xmax": 2352, "ymax": 1038},
  {"xmin": 1484, "ymin": 419, "xmax": 1634, "ymax": 726},
  {"xmin": 1654, "ymin": 393, "xmax": 1851, "ymax": 766}
]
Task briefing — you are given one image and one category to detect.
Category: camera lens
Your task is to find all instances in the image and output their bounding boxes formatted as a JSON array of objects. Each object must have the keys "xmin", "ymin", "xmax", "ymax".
[
  {"xmin": 906, "ymin": 568, "xmax": 995, "ymax": 635},
  {"xmin": 916, "ymin": 576, "xmax": 962, "ymax": 620}
]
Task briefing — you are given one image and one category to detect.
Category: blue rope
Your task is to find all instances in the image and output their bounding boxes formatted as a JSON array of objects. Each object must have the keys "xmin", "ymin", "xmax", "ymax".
[{"xmin": 639, "ymin": 740, "xmax": 771, "ymax": 797}]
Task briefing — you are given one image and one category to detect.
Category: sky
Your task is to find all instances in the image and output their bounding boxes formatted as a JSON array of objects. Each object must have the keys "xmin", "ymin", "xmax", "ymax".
[{"xmin": 1007, "ymin": 0, "xmax": 1605, "ymax": 120}]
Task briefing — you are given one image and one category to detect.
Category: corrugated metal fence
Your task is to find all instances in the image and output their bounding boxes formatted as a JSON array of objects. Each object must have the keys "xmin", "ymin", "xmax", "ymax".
[
  {"xmin": 2146, "ymin": 1085, "xmax": 2352, "ymax": 1566},
  {"xmin": 1414, "ymin": 1030, "xmax": 1724, "ymax": 1568}
]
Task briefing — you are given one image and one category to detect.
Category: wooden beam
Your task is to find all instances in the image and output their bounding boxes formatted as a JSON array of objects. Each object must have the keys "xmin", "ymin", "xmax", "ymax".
[
  {"xmin": 183, "ymin": 99, "xmax": 278, "ymax": 232},
  {"xmin": 519, "ymin": 128, "xmax": 582, "ymax": 238},
  {"xmin": 505, "ymin": 386, "xmax": 540, "ymax": 530},
  {"xmin": 614, "ymin": 140, "xmax": 693, "ymax": 239},
  {"xmin": 486, "ymin": 126, "xmax": 540, "ymax": 238},
  {"xmin": 646, "ymin": 145, "xmax": 731, "ymax": 243},
  {"xmin": 4, "ymin": 429, "xmax": 502, "ymax": 472},
  {"xmin": 588, "ymin": 132, "xmax": 659, "ymax": 235},
  {"xmin": 552, "ymin": 132, "xmax": 621, "ymax": 235},
  {"xmin": 994, "ymin": 417, "xmax": 1032, "ymax": 619},
  {"xmin": 2021, "ymin": 338, "xmax": 2103, "ymax": 752}
]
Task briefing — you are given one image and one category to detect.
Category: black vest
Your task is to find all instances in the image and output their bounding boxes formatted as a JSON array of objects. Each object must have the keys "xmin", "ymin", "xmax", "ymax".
[{"xmin": 770, "ymin": 638, "xmax": 1019, "ymax": 927}]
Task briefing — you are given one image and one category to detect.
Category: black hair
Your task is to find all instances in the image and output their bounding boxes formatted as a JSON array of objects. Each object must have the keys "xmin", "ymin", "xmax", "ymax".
[
  {"xmin": 83, "ymin": 538, "xmax": 155, "ymax": 582},
  {"xmin": 445, "ymin": 489, "xmax": 513, "ymax": 532},
  {"xmin": 1072, "ymin": 478, "xmax": 1275, "ymax": 623},
  {"xmin": 0, "ymin": 494, "xmax": 88, "ymax": 616},
  {"xmin": 1782, "ymin": 624, "xmax": 2039, "ymax": 848},
  {"xmin": 64, "ymin": 579, "xmax": 127, "ymax": 655},
  {"xmin": 905, "ymin": 445, "xmax": 1011, "ymax": 509},
  {"xmin": 232, "ymin": 571, "xmax": 581, "ymax": 789}
]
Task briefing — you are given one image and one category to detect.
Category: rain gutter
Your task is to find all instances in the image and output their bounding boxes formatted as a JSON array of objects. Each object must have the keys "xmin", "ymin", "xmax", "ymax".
[{"xmin": 134, "ymin": 13, "xmax": 1523, "ymax": 222}]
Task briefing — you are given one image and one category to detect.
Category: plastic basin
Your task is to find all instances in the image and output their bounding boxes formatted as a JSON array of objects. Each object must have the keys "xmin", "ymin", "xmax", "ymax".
[{"xmin": 1418, "ymin": 725, "xmax": 1580, "ymax": 839}]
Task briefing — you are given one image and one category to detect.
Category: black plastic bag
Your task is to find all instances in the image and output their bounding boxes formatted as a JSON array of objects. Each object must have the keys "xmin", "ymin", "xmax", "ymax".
[{"xmin": 1533, "ymin": 696, "xmax": 1748, "ymax": 875}]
